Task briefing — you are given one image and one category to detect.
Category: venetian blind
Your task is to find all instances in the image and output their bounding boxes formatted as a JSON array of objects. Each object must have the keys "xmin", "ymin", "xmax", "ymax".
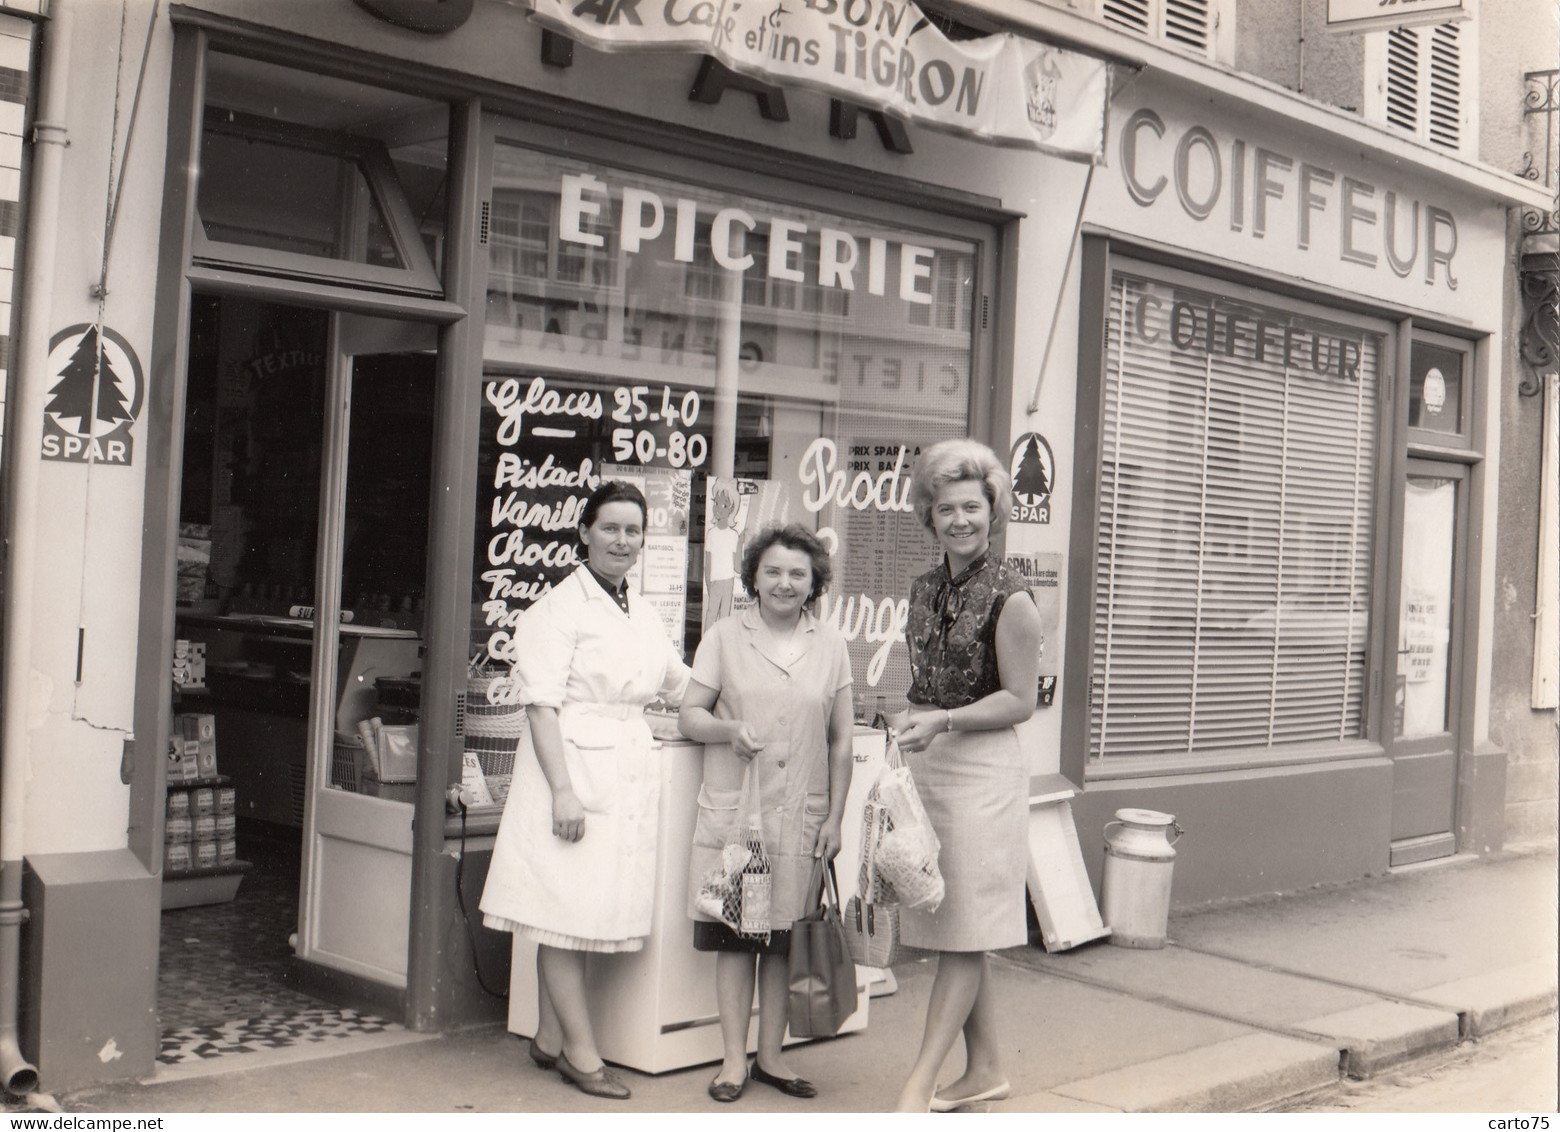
[{"xmin": 1089, "ymin": 272, "xmax": 1380, "ymax": 763}]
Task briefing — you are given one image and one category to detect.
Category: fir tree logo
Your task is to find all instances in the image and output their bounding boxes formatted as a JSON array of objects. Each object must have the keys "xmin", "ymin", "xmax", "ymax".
[
  {"xmin": 41, "ymin": 324, "xmax": 144, "ymax": 465},
  {"xmin": 1008, "ymin": 432, "xmax": 1054, "ymax": 524}
]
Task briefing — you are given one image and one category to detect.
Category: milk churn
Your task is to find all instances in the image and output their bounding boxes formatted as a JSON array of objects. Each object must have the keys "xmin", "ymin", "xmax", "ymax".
[{"xmin": 1100, "ymin": 809, "xmax": 1184, "ymax": 949}]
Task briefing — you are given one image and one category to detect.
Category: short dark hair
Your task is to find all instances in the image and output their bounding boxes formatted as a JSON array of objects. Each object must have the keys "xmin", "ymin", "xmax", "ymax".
[
  {"xmin": 580, "ymin": 480, "xmax": 647, "ymax": 530},
  {"xmin": 739, "ymin": 524, "xmax": 833, "ymax": 608}
]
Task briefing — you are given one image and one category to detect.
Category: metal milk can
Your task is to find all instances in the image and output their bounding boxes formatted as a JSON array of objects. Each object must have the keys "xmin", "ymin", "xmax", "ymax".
[{"xmin": 1100, "ymin": 808, "xmax": 1184, "ymax": 949}]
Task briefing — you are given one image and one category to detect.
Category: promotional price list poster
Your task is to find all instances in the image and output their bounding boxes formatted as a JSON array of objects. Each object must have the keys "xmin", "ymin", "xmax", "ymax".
[
  {"xmin": 825, "ymin": 440, "xmax": 923, "ymax": 715},
  {"xmin": 605, "ymin": 463, "xmax": 693, "ymax": 650}
]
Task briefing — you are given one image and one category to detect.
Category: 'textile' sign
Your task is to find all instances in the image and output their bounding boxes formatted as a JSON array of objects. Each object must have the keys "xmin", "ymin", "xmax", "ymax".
[{"xmin": 1114, "ymin": 105, "xmax": 1463, "ymax": 292}]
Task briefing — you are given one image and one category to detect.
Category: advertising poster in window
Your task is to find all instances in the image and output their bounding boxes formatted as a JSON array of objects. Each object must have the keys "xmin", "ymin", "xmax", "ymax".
[
  {"xmin": 605, "ymin": 462, "xmax": 692, "ymax": 649},
  {"xmin": 703, "ymin": 477, "xmax": 792, "ymax": 631},
  {"xmin": 1005, "ymin": 551, "xmax": 1063, "ymax": 707}
]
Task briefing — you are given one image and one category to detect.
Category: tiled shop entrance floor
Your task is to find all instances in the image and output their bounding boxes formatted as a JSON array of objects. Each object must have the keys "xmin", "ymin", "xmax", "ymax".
[{"xmin": 157, "ymin": 828, "xmax": 401, "ymax": 1067}]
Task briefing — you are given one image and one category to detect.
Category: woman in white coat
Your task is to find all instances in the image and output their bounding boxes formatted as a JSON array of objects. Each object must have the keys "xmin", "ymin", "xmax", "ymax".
[{"xmin": 480, "ymin": 480, "xmax": 690, "ymax": 1100}]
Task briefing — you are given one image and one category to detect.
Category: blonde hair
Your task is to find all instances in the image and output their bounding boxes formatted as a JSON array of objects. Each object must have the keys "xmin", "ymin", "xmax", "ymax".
[{"xmin": 909, "ymin": 439, "xmax": 1012, "ymax": 537}]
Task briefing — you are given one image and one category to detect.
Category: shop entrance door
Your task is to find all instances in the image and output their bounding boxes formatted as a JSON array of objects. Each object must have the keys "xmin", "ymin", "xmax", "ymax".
[
  {"xmin": 296, "ymin": 315, "xmax": 437, "ymax": 985},
  {"xmin": 1386, "ymin": 460, "xmax": 1468, "ymax": 866}
]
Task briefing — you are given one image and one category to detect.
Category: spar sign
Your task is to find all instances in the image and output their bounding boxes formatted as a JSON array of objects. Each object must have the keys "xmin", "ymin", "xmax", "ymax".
[
  {"xmin": 525, "ymin": 0, "xmax": 1108, "ymax": 158},
  {"xmin": 41, "ymin": 324, "xmax": 144, "ymax": 466}
]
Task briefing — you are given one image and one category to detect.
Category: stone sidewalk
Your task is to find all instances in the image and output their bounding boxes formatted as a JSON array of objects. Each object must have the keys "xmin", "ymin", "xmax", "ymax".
[{"xmin": 53, "ymin": 843, "xmax": 1559, "ymax": 1114}]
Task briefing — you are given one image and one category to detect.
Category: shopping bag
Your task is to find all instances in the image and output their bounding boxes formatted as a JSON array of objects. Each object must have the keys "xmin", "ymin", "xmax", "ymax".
[
  {"xmin": 732, "ymin": 765, "xmax": 773, "ymax": 941},
  {"xmin": 843, "ymin": 801, "xmax": 900, "ymax": 966},
  {"xmin": 696, "ymin": 765, "xmax": 774, "ymax": 940},
  {"xmin": 787, "ymin": 859, "xmax": 858, "ymax": 1039},
  {"xmin": 869, "ymin": 731, "xmax": 945, "ymax": 912}
]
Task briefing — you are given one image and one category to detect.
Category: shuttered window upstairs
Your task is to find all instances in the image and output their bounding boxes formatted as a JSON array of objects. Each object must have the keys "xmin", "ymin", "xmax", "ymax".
[
  {"xmin": 1098, "ymin": 0, "xmax": 1222, "ymax": 59},
  {"xmin": 1371, "ymin": 20, "xmax": 1471, "ymax": 153},
  {"xmin": 1089, "ymin": 270, "xmax": 1384, "ymax": 766}
]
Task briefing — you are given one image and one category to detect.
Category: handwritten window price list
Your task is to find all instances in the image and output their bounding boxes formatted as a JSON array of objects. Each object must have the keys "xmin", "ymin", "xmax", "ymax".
[{"xmin": 473, "ymin": 375, "xmax": 708, "ymax": 664}]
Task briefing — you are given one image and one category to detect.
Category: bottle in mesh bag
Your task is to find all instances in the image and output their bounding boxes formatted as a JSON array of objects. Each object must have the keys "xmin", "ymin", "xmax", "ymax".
[{"xmin": 737, "ymin": 816, "xmax": 772, "ymax": 940}]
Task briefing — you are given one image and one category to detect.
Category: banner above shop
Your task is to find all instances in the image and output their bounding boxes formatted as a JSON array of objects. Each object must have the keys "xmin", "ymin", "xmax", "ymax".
[{"xmin": 522, "ymin": 0, "xmax": 1109, "ymax": 158}]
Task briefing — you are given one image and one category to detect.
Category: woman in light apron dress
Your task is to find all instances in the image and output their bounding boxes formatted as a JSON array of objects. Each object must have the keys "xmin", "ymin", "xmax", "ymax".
[
  {"xmin": 679, "ymin": 524, "xmax": 854, "ymax": 1103},
  {"xmin": 888, "ymin": 440, "xmax": 1042, "ymax": 1113},
  {"xmin": 480, "ymin": 481, "xmax": 690, "ymax": 1101}
]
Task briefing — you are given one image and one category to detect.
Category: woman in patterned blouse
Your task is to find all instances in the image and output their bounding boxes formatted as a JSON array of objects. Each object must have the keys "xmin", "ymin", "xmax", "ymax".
[{"xmin": 889, "ymin": 438, "xmax": 1041, "ymax": 1113}]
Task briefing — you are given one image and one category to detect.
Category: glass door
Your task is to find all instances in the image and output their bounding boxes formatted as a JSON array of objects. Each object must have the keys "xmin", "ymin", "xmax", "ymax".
[
  {"xmin": 1387, "ymin": 460, "xmax": 1467, "ymax": 865},
  {"xmin": 297, "ymin": 315, "xmax": 437, "ymax": 984}
]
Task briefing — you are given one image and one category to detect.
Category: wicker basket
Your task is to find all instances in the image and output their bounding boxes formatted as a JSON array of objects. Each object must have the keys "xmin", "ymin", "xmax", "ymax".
[{"xmin": 466, "ymin": 661, "xmax": 524, "ymax": 780}]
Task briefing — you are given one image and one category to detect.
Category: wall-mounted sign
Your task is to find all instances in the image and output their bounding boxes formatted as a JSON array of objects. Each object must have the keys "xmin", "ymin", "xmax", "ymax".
[
  {"xmin": 524, "ymin": 0, "xmax": 1108, "ymax": 157},
  {"xmin": 1325, "ymin": 0, "xmax": 1467, "ymax": 34},
  {"xmin": 41, "ymin": 324, "xmax": 144, "ymax": 466},
  {"xmin": 1008, "ymin": 432, "xmax": 1053, "ymax": 524},
  {"xmin": 1115, "ymin": 106, "xmax": 1462, "ymax": 293}
]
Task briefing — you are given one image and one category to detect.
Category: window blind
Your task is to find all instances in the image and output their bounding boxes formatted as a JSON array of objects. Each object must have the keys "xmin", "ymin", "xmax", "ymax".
[{"xmin": 1089, "ymin": 272, "xmax": 1380, "ymax": 763}]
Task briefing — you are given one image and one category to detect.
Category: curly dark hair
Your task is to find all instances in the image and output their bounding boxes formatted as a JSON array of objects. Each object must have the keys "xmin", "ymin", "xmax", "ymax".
[
  {"xmin": 739, "ymin": 524, "xmax": 833, "ymax": 609},
  {"xmin": 579, "ymin": 479, "xmax": 647, "ymax": 530}
]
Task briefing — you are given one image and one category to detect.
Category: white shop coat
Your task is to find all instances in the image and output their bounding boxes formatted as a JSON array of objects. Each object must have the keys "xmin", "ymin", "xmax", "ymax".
[{"xmin": 480, "ymin": 566, "xmax": 690, "ymax": 950}]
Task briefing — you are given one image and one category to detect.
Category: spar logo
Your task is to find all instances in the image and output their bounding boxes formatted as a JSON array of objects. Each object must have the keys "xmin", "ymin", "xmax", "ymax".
[
  {"xmin": 1008, "ymin": 431, "xmax": 1054, "ymax": 525},
  {"xmin": 41, "ymin": 324, "xmax": 144, "ymax": 466}
]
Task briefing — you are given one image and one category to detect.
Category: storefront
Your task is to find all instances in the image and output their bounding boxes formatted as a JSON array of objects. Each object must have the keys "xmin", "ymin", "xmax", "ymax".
[
  {"xmin": 1060, "ymin": 72, "xmax": 1513, "ymax": 901},
  {"xmin": 5, "ymin": 0, "xmax": 1539, "ymax": 1094}
]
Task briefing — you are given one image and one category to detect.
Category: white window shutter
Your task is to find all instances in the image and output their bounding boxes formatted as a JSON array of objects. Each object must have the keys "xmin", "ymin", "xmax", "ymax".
[
  {"xmin": 1099, "ymin": 0, "xmax": 1219, "ymax": 59},
  {"xmin": 1368, "ymin": 19, "xmax": 1472, "ymax": 153},
  {"xmin": 1426, "ymin": 22, "xmax": 1463, "ymax": 150}
]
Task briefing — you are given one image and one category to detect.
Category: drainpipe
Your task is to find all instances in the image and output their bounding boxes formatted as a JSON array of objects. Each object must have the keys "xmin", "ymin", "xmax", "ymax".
[{"xmin": 0, "ymin": 0, "xmax": 74, "ymax": 1099}]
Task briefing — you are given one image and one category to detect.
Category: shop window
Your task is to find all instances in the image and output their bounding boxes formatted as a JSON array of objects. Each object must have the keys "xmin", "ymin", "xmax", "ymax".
[
  {"xmin": 1087, "ymin": 268, "xmax": 1383, "ymax": 765},
  {"xmin": 1364, "ymin": 18, "xmax": 1476, "ymax": 154},
  {"xmin": 192, "ymin": 51, "xmax": 448, "ymax": 294},
  {"xmin": 474, "ymin": 141, "xmax": 989, "ymax": 719}
]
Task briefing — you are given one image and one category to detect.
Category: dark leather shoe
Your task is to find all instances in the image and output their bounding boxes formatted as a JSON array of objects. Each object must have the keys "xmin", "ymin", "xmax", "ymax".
[
  {"xmin": 557, "ymin": 1051, "xmax": 631, "ymax": 1100},
  {"xmin": 708, "ymin": 1073, "xmax": 747, "ymax": 1102},
  {"xmin": 751, "ymin": 1062, "xmax": 817, "ymax": 1098},
  {"xmin": 527, "ymin": 1038, "xmax": 558, "ymax": 1071}
]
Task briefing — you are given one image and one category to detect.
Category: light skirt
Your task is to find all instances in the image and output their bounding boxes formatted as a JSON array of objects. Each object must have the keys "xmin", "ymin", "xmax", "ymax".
[
  {"xmin": 481, "ymin": 915, "xmax": 644, "ymax": 954},
  {"xmin": 898, "ymin": 725, "xmax": 1028, "ymax": 953}
]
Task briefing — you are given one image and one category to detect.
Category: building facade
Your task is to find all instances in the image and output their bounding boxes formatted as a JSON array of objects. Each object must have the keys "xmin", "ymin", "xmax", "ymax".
[{"xmin": 0, "ymin": 0, "xmax": 1552, "ymax": 1095}]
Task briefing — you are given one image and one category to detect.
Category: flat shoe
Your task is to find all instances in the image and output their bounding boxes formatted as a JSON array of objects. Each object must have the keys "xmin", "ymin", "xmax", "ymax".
[
  {"xmin": 750, "ymin": 1063, "xmax": 817, "ymax": 1098},
  {"xmin": 556, "ymin": 1051, "xmax": 631, "ymax": 1100},
  {"xmin": 708, "ymin": 1074, "xmax": 746, "ymax": 1102},
  {"xmin": 526, "ymin": 1038, "xmax": 559, "ymax": 1071},
  {"xmin": 929, "ymin": 1081, "xmax": 1011, "ymax": 1112}
]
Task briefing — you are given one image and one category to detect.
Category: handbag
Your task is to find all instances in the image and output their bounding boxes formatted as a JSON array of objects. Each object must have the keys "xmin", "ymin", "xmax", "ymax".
[
  {"xmin": 726, "ymin": 764, "xmax": 772, "ymax": 941},
  {"xmin": 787, "ymin": 858, "xmax": 859, "ymax": 1039},
  {"xmin": 843, "ymin": 801, "xmax": 900, "ymax": 967}
]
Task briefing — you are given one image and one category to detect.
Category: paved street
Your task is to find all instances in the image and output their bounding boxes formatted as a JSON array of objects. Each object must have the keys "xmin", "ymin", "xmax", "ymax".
[{"xmin": 1282, "ymin": 1013, "xmax": 1558, "ymax": 1114}]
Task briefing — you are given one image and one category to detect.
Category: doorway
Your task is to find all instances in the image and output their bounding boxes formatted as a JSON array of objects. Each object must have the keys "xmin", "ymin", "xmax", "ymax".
[
  {"xmin": 1387, "ymin": 460, "xmax": 1468, "ymax": 866},
  {"xmin": 160, "ymin": 293, "xmax": 436, "ymax": 1065}
]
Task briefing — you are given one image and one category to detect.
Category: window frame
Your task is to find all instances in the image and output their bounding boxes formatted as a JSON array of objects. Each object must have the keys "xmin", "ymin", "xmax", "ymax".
[
  {"xmin": 192, "ymin": 105, "xmax": 445, "ymax": 296},
  {"xmin": 1063, "ymin": 240, "xmax": 1401, "ymax": 783}
]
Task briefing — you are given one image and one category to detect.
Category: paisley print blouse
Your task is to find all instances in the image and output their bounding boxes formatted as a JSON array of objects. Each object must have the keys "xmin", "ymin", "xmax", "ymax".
[{"xmin": 906, "ymin": 551, "xmax": 1030, "ymax": 709}]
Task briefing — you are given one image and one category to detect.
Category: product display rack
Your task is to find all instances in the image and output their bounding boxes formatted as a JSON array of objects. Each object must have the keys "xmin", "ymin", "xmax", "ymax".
[{"xmin": 162, "ymin": 774, "xmax": 251, "ymax": 910}]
